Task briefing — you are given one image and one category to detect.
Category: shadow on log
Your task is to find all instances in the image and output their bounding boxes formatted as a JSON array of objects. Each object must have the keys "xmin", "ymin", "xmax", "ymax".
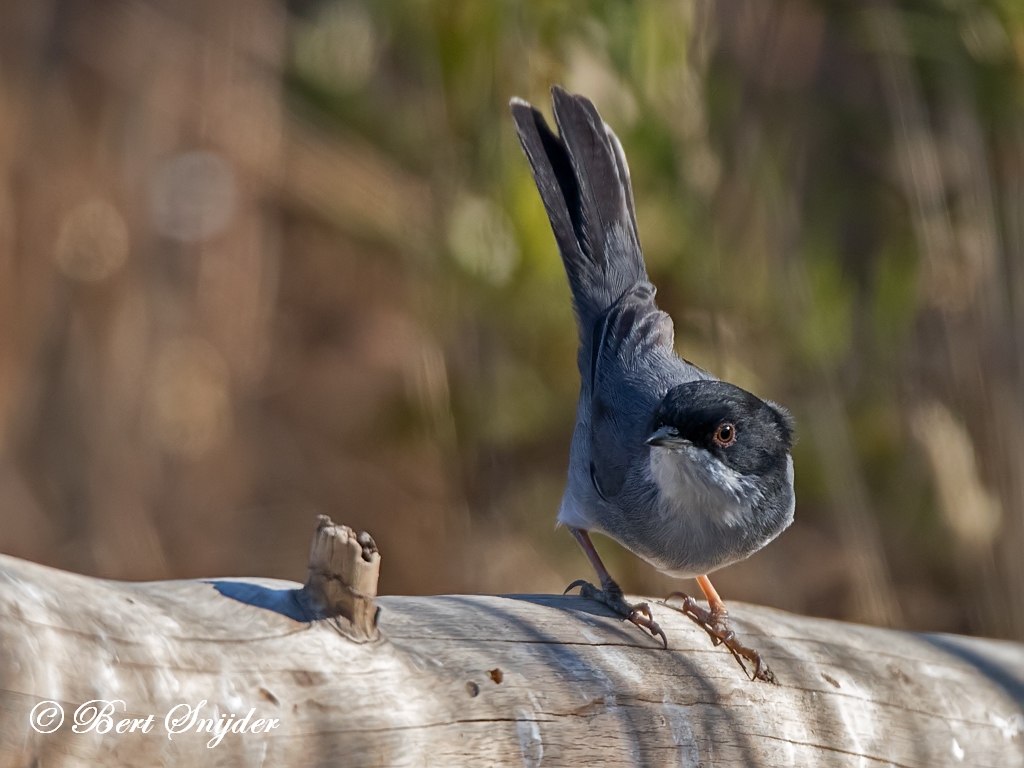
[{"xmin": 1, "ymin": 516, "xmax": 1023, "ymax": 766}]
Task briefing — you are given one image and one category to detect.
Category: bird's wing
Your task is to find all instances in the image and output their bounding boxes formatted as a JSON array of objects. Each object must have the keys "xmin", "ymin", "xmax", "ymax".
[{"xmin": 587, "ymin": 283, "xmax": 678, "ymax": 500}]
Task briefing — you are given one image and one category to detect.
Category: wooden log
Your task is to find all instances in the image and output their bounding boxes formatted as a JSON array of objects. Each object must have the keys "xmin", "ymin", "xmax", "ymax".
[{"xmin": 1, "ymin": 518, "xmax": 1023, "ymax": 767}]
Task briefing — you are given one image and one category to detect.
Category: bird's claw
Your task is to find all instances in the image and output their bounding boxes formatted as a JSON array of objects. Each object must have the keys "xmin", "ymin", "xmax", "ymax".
[
  {"xmin": 565, "ymin": 580, "xmax": 667, "ymax": 648},
  {"xmin": 563, "ymin": 579, "xmax": 591, "ymax": 596},
  {"xmin": 663, "ymin": 591, "xmax": 776, "ymax": 684},
  {"xmin": 626, "ymin": 606, "xmax": 666, "ymax": 648},
  {"xmin": 633, "ymin": 602, "xmax": 654, "ymax": 621}
]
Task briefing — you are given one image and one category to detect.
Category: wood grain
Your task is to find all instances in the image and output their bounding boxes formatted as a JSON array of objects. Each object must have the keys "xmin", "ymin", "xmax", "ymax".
[{"xmin": 0, "ymin": 552, "xmax": 1022, "ymax": 766}]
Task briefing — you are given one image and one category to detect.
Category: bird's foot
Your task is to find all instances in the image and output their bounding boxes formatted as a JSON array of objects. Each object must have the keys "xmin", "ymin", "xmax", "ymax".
[
  {"xmin": 565, "ymin": 579, "xmax": 667, "ymax": 648},
  {"xmin": 663, "ymin": 591, "xmax": 776, "ymax": 683}
]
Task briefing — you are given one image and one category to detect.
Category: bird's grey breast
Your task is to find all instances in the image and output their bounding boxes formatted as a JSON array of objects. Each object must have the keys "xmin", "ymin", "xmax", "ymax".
[{"xmin": 635, "ymin": 450, "xmax": 794, "ymax": 576}]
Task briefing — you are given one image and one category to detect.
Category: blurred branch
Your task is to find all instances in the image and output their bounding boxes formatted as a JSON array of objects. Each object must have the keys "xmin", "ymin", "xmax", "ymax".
[
  {"xmin": 911, "ymin": 401, "xmax": 1005, "ymax": 633},
  {"xmin": 807, "ymin": 389, "xmax": 903, "ymax": 627},
  {"xmin": 282, "ymin": 122, "xmax": 434, "ymax": 253}
]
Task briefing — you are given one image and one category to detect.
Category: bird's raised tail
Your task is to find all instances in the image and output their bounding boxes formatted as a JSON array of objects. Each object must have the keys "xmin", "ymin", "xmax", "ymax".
[{"xmin": 510, "ymin": 87, "xmax": 648, "ymax": 327}]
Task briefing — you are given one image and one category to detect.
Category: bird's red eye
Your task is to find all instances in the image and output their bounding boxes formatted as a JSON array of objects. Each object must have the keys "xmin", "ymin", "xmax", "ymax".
[{"xmin": 713, "ymin": 422, "xmax": 736, "ymax": 447}]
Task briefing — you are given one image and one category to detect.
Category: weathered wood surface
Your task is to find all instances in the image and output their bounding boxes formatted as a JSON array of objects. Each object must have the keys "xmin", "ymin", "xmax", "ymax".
[{"xmin": 1, "ymin": 555, "xmax": 1023, "ymax": 766}]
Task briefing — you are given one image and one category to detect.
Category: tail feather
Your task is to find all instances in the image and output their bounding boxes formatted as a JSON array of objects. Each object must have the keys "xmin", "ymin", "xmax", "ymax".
[
  {"xmin": 604, "ymin": 123, "xmax": 640, "ymax": 247},
  {"xmin": 510, "ymin": 87, "xmax": 647, "ymax": 326}
]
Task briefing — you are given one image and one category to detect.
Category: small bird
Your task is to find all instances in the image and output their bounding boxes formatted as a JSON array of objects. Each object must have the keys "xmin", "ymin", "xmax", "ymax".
[{"xmin": 510, "ymin": 87, "xmax": 795, "ymax": 681}]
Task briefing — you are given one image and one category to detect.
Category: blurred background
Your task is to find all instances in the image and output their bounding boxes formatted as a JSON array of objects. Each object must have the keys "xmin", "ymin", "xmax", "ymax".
[{"xmin": 1, "ymin": 0, "xmax": 1023, "ymax": 640}]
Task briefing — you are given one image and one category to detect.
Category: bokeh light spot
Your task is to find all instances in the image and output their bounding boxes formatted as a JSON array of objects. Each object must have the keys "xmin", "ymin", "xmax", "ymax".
[
  {"xmin": 150, "ymin": 151, "xmax": 236, "ymax": 243},
  {"xmin": 292, "ymin": 3, "xmax": 378, "ymax": 92},
  {"xmin": 146, "ymin": 337, "xmax": 232, "ymax": 459},
  {"xmin": 54, "ymin": 199, "xmax": 129, "ymax": 282},
  {"xmin": 447, "ymin": 195, "xmax": 519, "ymax": 286}
]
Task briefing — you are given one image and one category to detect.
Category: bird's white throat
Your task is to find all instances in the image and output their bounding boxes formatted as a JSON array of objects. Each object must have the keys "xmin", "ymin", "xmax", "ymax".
[{"xmin": 648, "ymin": 444, "xmax": 763, "ymax": 526}]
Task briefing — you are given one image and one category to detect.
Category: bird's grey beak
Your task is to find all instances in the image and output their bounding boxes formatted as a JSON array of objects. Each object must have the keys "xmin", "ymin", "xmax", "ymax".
[{"xmin": 646, "ymin": 425, "xmax": 687, "ymax": 448}]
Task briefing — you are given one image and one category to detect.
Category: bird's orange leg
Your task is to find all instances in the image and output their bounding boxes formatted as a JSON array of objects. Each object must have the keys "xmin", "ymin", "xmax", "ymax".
[
  {"xmin": 664, "ymin": 575, "xmax": 776, "ymax": 683},
  {"xmin": 696, "ymin": 574, "xmax": 726, "ymax": 614}
]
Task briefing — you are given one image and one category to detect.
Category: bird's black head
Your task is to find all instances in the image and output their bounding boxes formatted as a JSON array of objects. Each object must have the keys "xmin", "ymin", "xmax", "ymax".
[{"xmin": 647, "ymin": 381, "xmax": 794, "ymax": 476}]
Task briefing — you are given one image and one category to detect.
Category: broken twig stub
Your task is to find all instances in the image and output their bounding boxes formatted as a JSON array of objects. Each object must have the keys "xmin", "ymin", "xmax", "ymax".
[{"xmin": 300, "ymin": 514, "xmax": 380, "ymax": 638}]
